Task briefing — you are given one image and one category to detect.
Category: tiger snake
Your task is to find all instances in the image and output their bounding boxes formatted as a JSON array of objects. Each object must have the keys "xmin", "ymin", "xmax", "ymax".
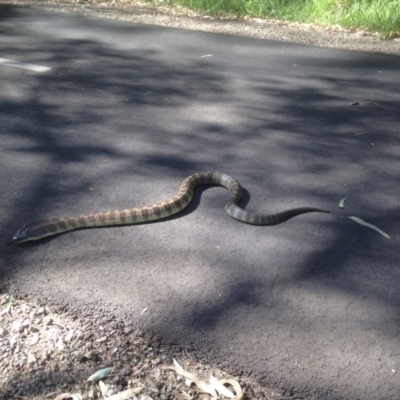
[{"xmin": 12, "ymin": 171, "xmax": 330, "ymax": 243}]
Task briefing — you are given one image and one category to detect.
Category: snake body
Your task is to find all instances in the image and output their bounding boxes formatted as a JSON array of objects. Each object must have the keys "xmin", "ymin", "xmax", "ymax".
[{"xmin": 12, "ymin": 171, "xmax": 329, "ymax": 243}]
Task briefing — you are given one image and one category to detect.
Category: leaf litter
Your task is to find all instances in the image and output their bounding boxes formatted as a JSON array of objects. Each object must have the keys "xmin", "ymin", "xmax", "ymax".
[
  {"xmin": 0, "ymin": 291, "xmax": 295, "ymax": 400},
  {"xmin": 165, "ymin": 358, "xmax": 242, "ymax": 399}
]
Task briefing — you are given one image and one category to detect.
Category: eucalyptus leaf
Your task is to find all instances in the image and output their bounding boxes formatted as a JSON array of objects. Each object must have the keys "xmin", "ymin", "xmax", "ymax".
[
  {"xmin": 98, "ymin": 380, "xmax": 108, "ymax": 397},
  {"xmin": 87, "ymin": 367, "xmax": 114, "ymax": 382},
  {"xmin": 4, "ymin": 295, "xmax": 13, "ymax": 313},
  {"xmin": 338, "ymin": 197, "xmax": 347, "ymax": 209},
  {"xmin": 209, "ymin": 375, "xmax": 235, "ymax": 398},
  {"xmin": 344, "ymin": 216, "xmax": 390, "ymax": 239},
  {"xmin": 104, "ymin": 387, "xmax": 143, "ymax": 400},
  {"xmin": 220, "ymin": 379, "xmax": 244, "ymax": 400},
  {"xmin": 54, "ymin": 394, "xmax": 82, "ymax": 400}
]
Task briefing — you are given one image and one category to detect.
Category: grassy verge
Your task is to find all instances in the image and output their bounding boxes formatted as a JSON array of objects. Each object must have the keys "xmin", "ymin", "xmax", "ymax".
[{"xmin": 155, "ymin": 0, "xmax": 400, "ymax": 38}]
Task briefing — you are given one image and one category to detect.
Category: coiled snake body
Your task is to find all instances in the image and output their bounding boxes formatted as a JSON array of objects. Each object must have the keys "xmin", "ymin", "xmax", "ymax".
[{"xmin": 12, "ymin": 171, "xmax": 329, "ymax": 243}]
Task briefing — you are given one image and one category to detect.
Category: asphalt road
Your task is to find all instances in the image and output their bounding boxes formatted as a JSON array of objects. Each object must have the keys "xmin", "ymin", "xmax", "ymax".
[{"xmin": 1, "ymin": 5, "xmax": 400, "ymax": 400}]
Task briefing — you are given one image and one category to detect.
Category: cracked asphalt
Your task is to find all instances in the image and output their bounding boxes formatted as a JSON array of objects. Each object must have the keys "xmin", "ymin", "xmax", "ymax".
[{"xmin": 1, "ymin": 5, "xmax": 400, "ymax": 400}]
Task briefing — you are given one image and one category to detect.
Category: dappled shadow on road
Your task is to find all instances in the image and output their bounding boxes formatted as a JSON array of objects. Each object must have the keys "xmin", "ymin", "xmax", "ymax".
[{"xmin": 1, "ymin": 5, "xmax": 400, "ymax": 400}]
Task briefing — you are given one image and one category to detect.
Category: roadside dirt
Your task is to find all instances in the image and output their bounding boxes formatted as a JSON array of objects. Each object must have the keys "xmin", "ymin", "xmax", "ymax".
[
  {"xmin": 7, "ymin": 0, "xmax": 400, "ymax": 56},
  {"xmin": 0, "ymin": 291, "xmax": 301, "ymax": 400}
]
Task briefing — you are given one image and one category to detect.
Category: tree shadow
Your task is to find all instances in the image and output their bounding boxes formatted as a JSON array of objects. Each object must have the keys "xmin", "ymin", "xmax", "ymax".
[{"xmin": 1, "ymin": 5, "xmax": 400, "ymax": 400}]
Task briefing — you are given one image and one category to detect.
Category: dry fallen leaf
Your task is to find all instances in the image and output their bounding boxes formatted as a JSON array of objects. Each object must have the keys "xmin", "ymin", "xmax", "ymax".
[
  {"xmin": 220, "ymin": 379, "xmax": 244, "ymax": 400},
  {"xmin": 166, "ymin": 359, "xmax": 218, "ymax": 397},
  {"xmin": 99, "ymin": 380, "xmax": 108, "ymax": 397},
  {"xmin": 166, "ymin": 359, "xmax": 243, "ymax": 399},
  {"xmin": 338, "ymin": 197, "xmax": 347, "ymax": 209},
  {"xmin": 210, "ymin": 375, "xmax": 235, "ymax": 398},
  {"xmin": 104, "ymin": 387, "xmax": 143, "ymax": 400},
  {"xmin": 54, "ymin": 394, "xmax": 82, "ymax": 400},
  {"xmin": 343, "ymin": 216, "xmax": 390, "ymax": 239},
  {"xmin": 88, "ymin": 367, "xmax": 114, "ymax": 381},
  {"xmin": 2, "ymin": 295, "xmax": 13, "ymax": 315}
]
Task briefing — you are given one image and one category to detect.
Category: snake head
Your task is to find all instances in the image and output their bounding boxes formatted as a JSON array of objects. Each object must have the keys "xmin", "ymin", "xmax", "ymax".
[{"xmin": 12, "ymin": 225, "xmax": 29, "ymax": 244}]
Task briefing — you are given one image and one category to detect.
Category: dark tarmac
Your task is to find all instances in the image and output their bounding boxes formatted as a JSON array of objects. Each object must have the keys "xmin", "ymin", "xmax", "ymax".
[{"xmin": 1, "ymin": 5, "xmax": 400, "ymax": 399}]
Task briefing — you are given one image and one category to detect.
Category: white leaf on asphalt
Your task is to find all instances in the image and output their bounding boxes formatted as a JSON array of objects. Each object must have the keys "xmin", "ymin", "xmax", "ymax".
[
  {"xmin": 99, "ymin": 380, "xmax": 108, "ymax": 397},
  {"xmin": 104, "ymin": 387, "xmax": 143, "ymax": 400},
  {"xmin": 88, "ymin": 367, "xmax": 114, "ymax": 381},
  {"xmin": 209, "ymin": 375, "xmax": 235, "ymax": 398},
  {"xmin": 220, "ymin": 379, "xmax": 244, "ymax": 400},
  {"xmin": 344, "ymin": 216, "xmax": 390, "ymax": 239},
  {"xmin": 338, "ymin": 197, "xmax": 347, "ymax": 209},
  {"xmin": 141, "ymin": 308, "xmax": 148, "ymax": 314}
]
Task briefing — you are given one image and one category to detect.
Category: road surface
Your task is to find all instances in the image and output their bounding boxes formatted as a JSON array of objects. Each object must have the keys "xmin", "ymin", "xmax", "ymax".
[{"xmin": 1, "ymin": 5, "xmax": 400, "ymax": 399}]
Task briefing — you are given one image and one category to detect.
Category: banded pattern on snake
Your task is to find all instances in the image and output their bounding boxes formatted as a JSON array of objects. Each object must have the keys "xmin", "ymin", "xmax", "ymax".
[{"xmin": 12, "ymin": 171, "xmax": 330, "ymax": 243}]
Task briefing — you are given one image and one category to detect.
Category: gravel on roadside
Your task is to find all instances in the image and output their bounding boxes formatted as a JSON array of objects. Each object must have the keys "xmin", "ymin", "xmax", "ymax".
[
  {"xmin": 1, "ymin": 290, "xmax": 297, "ymax": 400},
  {"xmin": 6, "ymin": 0, "xmax": 400, "ymax": 56}
]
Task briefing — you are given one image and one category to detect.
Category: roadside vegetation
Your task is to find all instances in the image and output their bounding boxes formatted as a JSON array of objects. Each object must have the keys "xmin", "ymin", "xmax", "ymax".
[{"xmin": 153, "ymin": 0, "xmax": 400, "ymax": 38}]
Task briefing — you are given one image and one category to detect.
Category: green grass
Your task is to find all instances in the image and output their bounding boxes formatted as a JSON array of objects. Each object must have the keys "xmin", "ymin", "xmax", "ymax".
[{"xmin": 154, "ymin": 0, "xmax": 400, "ymax": 38}]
